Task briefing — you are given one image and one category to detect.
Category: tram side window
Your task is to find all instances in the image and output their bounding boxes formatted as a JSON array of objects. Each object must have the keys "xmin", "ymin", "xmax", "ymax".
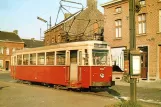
[
  {"xmin": 70, "ymin": 50, "xmax": 77, "ymax": 64},
  {"xmin": 84, "ymin": 49, "xmax": 88, "ymax": 65},
  {"xmin": 30, "ymin": 53, "xmax": 36, "ymax": 65},
  {"xmin": 17, "ymin": 55, "xmax": 22, "ymax": 65},
  {"xmin": 14, "ymin": 56, "xmax": 16, "ymax": 65},
  {"xmin": 23, "ymin": 54, "xmax": 29, "ymax": 65},
  {"xmin": 46, "ymin": 52, "xmax": 55, "ymax": 65},
  {"xmin": 79, "ymin": 51, "xmax": 82, "ymax": 65},
  {"xmin": 56, "ymin": 51, "xmax": 66, "ymax": 65},
  {"xmin": 37, "ymin": 53, "xmax": 45, "ymax": 65},
  {"xmin": 11, "ymin": 57, "xmax": 13, "ymax": 66},
  {"xmin": 92, "ymin": 50, "xmax": 108, "ymax": 65},
  {"xmin": 11, "ymin": 57, "xmax": 14, "ymax": 66}
]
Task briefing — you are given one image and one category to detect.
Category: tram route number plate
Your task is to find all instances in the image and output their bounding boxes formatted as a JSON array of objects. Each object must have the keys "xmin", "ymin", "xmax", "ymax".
[{"xmin": 100, "ymin": 68, "xmax": 105, "ymax": 70}]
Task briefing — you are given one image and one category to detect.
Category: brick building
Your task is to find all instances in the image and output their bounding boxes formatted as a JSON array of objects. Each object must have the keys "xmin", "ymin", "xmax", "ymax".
[
  {"xmin": 0, "ymin": 30, "xmax": 24, "ymax": 71},
  {"xmin": 44, "ymin": 0, "xmax": 104, "ymax": 45},
  {"xmin": 102, "ymin": 0, "xmax": 161, "ymax": 80}
]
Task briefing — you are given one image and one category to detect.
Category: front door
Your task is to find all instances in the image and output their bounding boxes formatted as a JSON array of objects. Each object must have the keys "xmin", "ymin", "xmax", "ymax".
[
  {"xmin": 138, "ymin": 46, "xmax": 148, "ymax": 79},
  {"xmin": 5, "ymin": 61, "xmax": 9, "ymax": 71},
  {"xmin": 140, "ymin": 52, "xmax": 148, "ymax": 79},
  {"xmin": 70, "ymin": 50, "xmax": 78, "ymax": 82},
  {"xmin": 159, "ymin": 46, "xmax": 161, "ymax": 79}
]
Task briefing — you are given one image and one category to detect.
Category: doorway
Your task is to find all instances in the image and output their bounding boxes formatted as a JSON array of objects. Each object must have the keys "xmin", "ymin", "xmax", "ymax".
[
  {"xmin": 5, "ymin": 61, "xmax": 9, "ymax": 71},
  {"xmin": 138, "ymin": 46, "xmax": 148, "ymax": 79},
  {"xmin": 159, "ymin": 46, "xmax": 161, "ymax": 79},
  {"xmin": 70, "ymin": 50, "xmax": 78, "ymax": 82}
]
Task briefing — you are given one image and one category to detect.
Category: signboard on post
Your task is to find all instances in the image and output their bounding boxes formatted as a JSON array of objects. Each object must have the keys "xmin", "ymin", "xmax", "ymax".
[{"xmin": 130, "ymin": 50, "xmax": 141, "ymax": 77}]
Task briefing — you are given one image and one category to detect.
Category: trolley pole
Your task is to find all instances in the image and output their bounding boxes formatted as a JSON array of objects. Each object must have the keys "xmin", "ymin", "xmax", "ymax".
[{"xmin": 129, "ymin": 0, "xmax": 137, "ymax": 103}]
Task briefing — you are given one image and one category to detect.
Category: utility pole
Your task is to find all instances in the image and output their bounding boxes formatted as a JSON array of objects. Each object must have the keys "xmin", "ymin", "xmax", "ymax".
[
  {"xmin": 49, "ymin": 16, "xmax": 52, "ymax": 29},
  {"xmin": 129, "ymin": 0, "xmax": 136, "ymax": 102},
  {"xmin": 129, "ymin": 0, "xmax": 141, "ymax": 103},
  {"xmin": 40, "ymin": 28, "xmax": 42, "ymax": 40},
  {"xmin": 129, "ymin": 0, "xmax": 136, "ymax": 50}
]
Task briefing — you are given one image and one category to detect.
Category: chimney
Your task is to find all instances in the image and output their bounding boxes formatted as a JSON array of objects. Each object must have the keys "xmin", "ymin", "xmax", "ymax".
[
  {"xmin": 13, "ymin": 30, "xmax": 18, "ymax": 35},
  {"xmin": 87, "ymin": 0, "xmax": 97, "ymax": 9}
]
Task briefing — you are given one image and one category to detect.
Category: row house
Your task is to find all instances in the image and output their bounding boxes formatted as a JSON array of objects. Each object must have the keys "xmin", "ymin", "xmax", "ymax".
[
  {"xmin": 44, "ymin": 0, "xmax": 104, "ymax": 45},
  {"xmin": 0, "ymin": 30, "xmax": 24, "ymax": 71},
  {"xmin": 102, "ymin": 0, "xmax": 161, "ymax": 81},
  {"xmin": 22, "ymin": 38, "xmax": 44, "ymax": 48}
]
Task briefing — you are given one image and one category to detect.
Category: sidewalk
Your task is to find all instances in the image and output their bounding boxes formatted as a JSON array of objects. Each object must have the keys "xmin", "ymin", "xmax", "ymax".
[
  {"xmin": 0, "ymin": 70, "xmax": 10, "ymax": 73},
  {"xmin": 115, "ymin": 79, "xmax": 161, "ymax": 89}
]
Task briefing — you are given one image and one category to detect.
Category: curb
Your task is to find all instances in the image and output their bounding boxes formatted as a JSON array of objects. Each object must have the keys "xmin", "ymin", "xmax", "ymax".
[{"xmin": 0, "ymin": 71, "xmax": 10, "ymax": 73}]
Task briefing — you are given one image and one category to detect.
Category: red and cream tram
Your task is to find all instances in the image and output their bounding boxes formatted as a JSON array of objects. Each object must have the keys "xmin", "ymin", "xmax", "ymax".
[{"xmin": 11, "ymin": 41, "xmax": 114, "ymax": 89}]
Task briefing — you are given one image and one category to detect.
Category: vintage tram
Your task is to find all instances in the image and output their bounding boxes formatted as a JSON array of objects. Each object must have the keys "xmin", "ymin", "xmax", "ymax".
[{"xmin": 10, "ymin": 41, "xmax": 114, "ymax": 89}]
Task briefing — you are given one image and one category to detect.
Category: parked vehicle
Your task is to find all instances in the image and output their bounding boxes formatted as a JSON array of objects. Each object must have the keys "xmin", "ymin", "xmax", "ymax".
[{"xmin": 10, "ymin": 41, "xmax": 114, "ymax": 89}]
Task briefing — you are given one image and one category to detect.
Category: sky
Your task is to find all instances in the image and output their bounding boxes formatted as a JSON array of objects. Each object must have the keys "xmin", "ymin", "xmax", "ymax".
[{"xmin": 0, "ymin": 0, "xmax": 111, "ymax": 40}]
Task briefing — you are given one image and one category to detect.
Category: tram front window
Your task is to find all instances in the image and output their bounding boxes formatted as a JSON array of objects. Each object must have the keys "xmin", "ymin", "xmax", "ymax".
[{"xmin": 92, "ymin": 50, "xmax": 108, "ymax": 65}]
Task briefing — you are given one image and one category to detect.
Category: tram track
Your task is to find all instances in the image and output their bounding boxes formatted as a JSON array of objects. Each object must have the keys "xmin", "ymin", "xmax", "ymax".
[{"xmin": 14, "ymin": 80, "xmax": 119, "ymax": 100}]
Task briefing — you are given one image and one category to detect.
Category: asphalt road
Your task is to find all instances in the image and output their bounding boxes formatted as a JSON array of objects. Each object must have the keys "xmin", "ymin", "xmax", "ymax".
[
  {"xmin": 0, "ymin": 73, "xmax": 118, "ymax": 107},
  {"xmin": 0, "ymin": 73, "xmax": 14, "ymax": 82},
  {"xmin": 0, "ymin": 73, "xmax": 161, "ymax": 106}
]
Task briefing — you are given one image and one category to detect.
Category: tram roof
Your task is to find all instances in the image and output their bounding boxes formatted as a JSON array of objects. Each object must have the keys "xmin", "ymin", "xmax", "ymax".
[{"xmin": 14, "ymin": 40, "xmax": 109, "ymax": 54}]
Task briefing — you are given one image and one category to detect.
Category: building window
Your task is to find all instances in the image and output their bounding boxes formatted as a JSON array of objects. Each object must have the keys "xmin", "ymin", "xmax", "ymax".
[
  {"xmin": 115, "ymin": 19, "xmax": 122, "ymax": 38},
  {"xmin": 93, "ymin": 23, "xmax": 99, "ymax": 33},
  {"xmin": 115, "ymin": 7, "xmax": 122, "ymax": 13},
  {"xmin": 12, "ymin": 48, "xmax": 16, "ymax": 53},
  {"xmin": 0, "ymin": 60, "xmax": 3, "ymax": 68},
  {"xmin": 138, "ymin": 14, "xmax": 146, "ymax": 34},
  {"xmin": 159, "ymin": 10, "xmax": 161, "ymax": 32},
  {"xmin": 6, "ymin": 48, "xmax": 9, "ymax": 55},
  {"xmin": 140, "ymin": 0, "xmax": 146, "ymax": 6},
  {"xmin": 51, "ymin": 38, "xmax": 54, "ymax": 43},
  {"xmin": 0, "ymin": 47, "xmax": 3, "ymax": 54},
  {"xmin": 46, "ymin": 40, "xmax": 49, "ymax": 45}
]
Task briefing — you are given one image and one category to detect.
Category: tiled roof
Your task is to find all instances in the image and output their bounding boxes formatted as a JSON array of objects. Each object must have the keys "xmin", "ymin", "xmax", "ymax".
[
  {"xmin": 45, "ymin": 10, "xmax": 82, "ymax": 33},
  {"xmin": 0, "ymin": 31, "xmax": 23, "ymax": 42},
  {"xmin": 22, "ymin": 38, "xmax": 44, "ymax": 48}
]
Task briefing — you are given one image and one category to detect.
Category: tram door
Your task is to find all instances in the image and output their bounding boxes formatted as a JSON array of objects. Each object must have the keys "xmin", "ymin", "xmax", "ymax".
[{"xmin": 70, "ymin": 50, "xmax": 78, "ymax": 82}]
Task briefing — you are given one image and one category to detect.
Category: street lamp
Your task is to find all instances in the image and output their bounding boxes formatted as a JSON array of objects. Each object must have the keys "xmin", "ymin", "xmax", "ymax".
[{"xmin": 37, "ymin": 16, "xmax": 48, "ymax": 30}]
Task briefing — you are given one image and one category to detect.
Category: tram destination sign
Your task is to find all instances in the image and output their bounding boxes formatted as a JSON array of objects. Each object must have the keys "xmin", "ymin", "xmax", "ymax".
[{"xmin": 94, "ymin": 44, "xmax": 107, "ymax": 48}]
